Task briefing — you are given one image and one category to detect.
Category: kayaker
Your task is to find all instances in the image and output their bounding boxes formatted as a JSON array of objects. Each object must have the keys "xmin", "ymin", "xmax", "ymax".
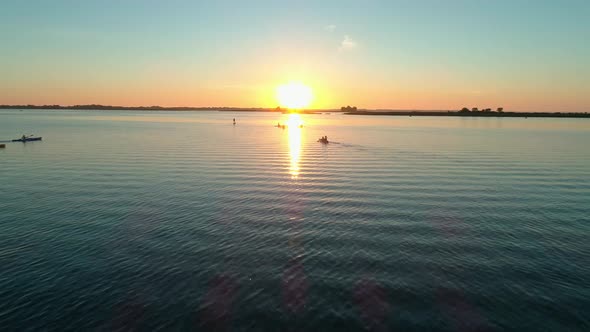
[{"xmin": 21, "ymin": 134, "xmax": 26, "ymax": 141}]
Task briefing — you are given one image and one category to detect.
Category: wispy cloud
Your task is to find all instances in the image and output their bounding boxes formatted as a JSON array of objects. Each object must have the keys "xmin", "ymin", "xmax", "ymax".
[
  {"xmin": 325, "ymin": 24, "xmax": 336, "ymax": 32},
  {"xmin": 340, "ymin": 35, "xmax": 357, "ymax": 51}
]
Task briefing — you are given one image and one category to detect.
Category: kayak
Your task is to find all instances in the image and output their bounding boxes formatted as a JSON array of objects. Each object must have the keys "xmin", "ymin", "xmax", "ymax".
[{"xmin": 12, "ymin": 137, "xmax": 42, "ymax": 142}]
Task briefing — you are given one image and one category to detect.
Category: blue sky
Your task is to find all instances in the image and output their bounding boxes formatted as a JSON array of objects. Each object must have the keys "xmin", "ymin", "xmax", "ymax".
[{"xmin": 0, "ymin": 0, "xmax": 588, "ymax": 111}]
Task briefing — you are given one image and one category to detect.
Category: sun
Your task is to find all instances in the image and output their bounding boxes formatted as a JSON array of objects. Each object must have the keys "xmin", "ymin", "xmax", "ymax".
[{"xmin": 276, "ymin": 82, "xmax": 313, "ymax": 109}]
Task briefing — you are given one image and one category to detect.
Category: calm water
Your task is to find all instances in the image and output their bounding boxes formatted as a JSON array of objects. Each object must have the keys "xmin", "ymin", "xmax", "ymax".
[{"xmin": 1, "ymin": 110, "xmax": 589, "ymax": 331}]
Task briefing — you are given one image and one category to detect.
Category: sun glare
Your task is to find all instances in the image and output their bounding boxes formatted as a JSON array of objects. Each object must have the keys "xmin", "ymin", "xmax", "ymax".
[{"xmin": 276, "ymin": 82, "xmax": 313, "ymax": 109}]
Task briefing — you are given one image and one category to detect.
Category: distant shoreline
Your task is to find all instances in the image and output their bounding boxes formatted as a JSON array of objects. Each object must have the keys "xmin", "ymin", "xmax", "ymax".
[
  {"xmin": 0, "ymin": 105, "xmax": 278, "ymax": 112},
  {"xmin": 0, "ymin": 105, "xmax": 323, "ymax": 114},
  {"xmin": 1, "ymin": 105, "xmax": 588, "ymax": 118},
  {"xmin": 344, "ymin": 111, "xmax": 590, "ymax": 118}
]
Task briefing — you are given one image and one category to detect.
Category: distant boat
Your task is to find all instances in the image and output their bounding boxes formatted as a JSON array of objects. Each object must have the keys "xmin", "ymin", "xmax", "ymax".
[
  {"xmin": 317, "ymin": 137, "xmax": 329, "ymax": 144},
  {"xmin": 12, "ymin": 137, "xmax": 42, "ymax": 142}
]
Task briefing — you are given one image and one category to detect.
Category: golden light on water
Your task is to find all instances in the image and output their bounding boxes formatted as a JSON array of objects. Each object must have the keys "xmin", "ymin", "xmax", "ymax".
[
  {"xmin": 287, "ymin": 114, "xmax": 303, "ymax": 179},
  {"xmin": 276, "ymin": 82, "xmax": 313, "ymax": 109},
  {"xmin": 286, "ymin": 113, "xmax": 304, "ymax": 128}
]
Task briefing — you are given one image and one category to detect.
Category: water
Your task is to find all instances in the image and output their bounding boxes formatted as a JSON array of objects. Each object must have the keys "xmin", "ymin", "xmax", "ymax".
[{"xmin": 1, "ymin": 110, "xmax": 589, "ymax": 331}]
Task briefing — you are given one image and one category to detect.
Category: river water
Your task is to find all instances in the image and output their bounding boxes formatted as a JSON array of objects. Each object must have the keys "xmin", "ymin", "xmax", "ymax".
[{"xmin": 1, "ymin": 110, "xmax": 589, "ymax": 331}]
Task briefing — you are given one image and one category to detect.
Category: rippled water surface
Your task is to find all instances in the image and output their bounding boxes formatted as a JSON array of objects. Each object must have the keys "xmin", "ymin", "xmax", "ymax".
[{"xmin": 1, "ymin": 110, "xmax": 589, "ymax": 331}]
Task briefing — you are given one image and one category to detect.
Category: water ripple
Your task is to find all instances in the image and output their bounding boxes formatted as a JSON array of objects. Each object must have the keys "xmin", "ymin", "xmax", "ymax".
[{"xmin": 1, "ymin": 111, "xmax": 589, "ymax": 330}]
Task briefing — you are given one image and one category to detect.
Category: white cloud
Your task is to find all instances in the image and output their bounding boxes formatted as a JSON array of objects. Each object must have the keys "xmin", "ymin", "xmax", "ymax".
[
  {"xmin": 340, "ymin": 35, "xmax": 357, "ymax": 51},
  {"xmin": 325, "ymin": 24, "xmax": 336, "ymax": 32}
]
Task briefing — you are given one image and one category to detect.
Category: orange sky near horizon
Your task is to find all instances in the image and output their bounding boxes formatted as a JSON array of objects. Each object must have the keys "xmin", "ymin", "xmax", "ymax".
[
  {"xmin": 2, "ymin": 48, "xmax": 588, "ymax": 112},
  {"xmin": 3, "ymin": 79, "xmax": 588, "ymax": 112}
]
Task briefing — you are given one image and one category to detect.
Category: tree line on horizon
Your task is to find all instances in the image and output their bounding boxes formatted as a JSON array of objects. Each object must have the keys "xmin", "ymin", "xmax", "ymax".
[
  {"xmin": 341, "ymin": 105, "xmax": 358, "ymax": 111},
  {"xmin": 459, "ymin": 107, "xmax": 504, "ymax": 113},
  {"xmin": 0, "ymin": 104, "xmax": 262, "ymax": 110}
]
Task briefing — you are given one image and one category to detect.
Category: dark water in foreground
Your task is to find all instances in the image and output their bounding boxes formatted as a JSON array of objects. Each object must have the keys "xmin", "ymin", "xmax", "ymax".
[{"xmin": 1, "ymin": 110, "xmax": 589, "ymax": 331}]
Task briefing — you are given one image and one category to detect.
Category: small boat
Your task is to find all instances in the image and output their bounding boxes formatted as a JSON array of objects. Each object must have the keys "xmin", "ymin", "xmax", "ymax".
[
  {"xmin": 12, "ymin": 137, "xmax": 42, "ymax": 142},
  {"xmin": 317, "ymin": 137, "xmax": 329, "ymax": 144}
]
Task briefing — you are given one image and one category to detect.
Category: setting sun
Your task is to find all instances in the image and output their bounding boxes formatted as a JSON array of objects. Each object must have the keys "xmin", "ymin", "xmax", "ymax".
[{"xmin": 276, "ymin": 82, "xmax": 313, "ymax": 109}]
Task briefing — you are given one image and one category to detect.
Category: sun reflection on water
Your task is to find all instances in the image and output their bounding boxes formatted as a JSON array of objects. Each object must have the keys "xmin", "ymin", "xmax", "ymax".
[{"xmin": 287, "ymin": 114, "xmax": 303, "ymax": 179}]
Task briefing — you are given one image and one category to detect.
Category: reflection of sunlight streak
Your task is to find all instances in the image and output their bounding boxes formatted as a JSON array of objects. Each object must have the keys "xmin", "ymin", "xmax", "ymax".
[
  {"xmin": 287, "ymin": 114, "xmax": 303, "ymax": 179},
  {"xmin": 286, "ymin": 113, "xmax": 304, "ymax": 128}
]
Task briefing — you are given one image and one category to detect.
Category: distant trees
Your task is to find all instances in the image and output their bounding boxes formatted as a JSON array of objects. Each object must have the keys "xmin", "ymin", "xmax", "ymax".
[
  {"xmin": 341, "ymin": 105, "xmax": 358, "ymax": 112},
  {"xmin": 460, "ymin": 107, "xmax": 505, "ymax": 113}
]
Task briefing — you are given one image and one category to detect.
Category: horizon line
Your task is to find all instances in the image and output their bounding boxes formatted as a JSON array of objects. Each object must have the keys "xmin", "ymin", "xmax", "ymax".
[{"xmin": 1, "ymin": 104, "xmax": 588, "ymax": 114}]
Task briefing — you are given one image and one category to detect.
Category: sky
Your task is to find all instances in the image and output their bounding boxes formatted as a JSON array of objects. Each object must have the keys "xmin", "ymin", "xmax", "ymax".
[{"xmin": 0, "ymin": 0, "xmax": 589, "ymax": 111}]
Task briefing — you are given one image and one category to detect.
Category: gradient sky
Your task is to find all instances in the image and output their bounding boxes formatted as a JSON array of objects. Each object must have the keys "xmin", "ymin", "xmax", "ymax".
[{"xmin": 1, "ymin": 0, "xmax": 589, "ymax": 111}]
